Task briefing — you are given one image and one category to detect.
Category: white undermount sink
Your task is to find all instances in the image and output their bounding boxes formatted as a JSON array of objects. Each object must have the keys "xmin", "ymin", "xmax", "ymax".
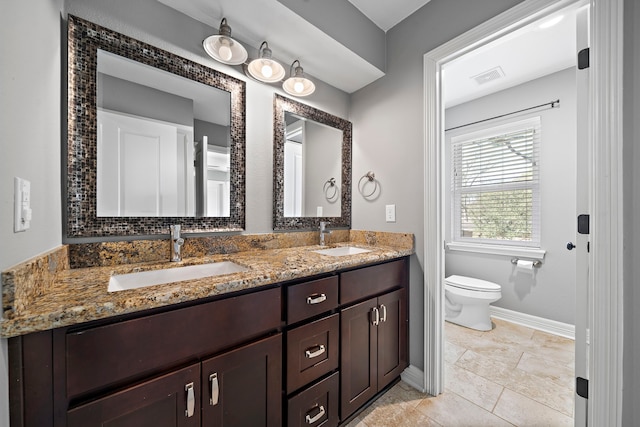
[
  {"xmin": 313, "ymin": 246, "xmax": 372, "ymax": 257},
  {"xmin": 108, "ymin": 261, "xmax": 248, "ymax": 293}
]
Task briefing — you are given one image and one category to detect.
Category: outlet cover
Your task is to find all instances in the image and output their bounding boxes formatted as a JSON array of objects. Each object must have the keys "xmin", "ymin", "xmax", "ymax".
[
  {"xmin": 385, "ymin": 204, "xmax": 396, "ymax": 222},
  {"xmin": 14, "ymin": 177, "xmax": 32, "ymax": 232}
]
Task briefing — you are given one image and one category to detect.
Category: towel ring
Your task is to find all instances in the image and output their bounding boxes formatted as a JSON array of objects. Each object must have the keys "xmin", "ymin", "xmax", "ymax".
[
  {"xmin": 323, "ymin": 178, "xmax": 338, "ymax": 201},
  {"xmin": 358, "ymin": 171, "xmax": 378, "ymax": 198}
]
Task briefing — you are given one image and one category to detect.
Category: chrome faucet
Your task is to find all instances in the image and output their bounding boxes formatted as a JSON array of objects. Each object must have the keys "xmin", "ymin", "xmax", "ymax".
[
  {"xmin": 170, "ymin": 225, "xmax": 185, "ymax": 262},
  {"xmin": 319, "ymin": 221, "xmax": 332, "ymax": 246}
]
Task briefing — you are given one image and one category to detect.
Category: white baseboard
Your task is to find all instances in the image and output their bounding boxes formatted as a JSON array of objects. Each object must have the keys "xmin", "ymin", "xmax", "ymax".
[
  {"xmin": 489, "ymin": 306, "xmax": 575, "ymax": 340},
  {"xmin": 400, "ymin": 365, "xmax": 427, "ymax": 393}
]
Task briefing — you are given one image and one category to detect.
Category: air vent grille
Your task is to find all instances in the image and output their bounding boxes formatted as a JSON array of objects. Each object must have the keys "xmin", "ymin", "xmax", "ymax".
[{"xmin": 472, "ymin": 66, "xmax": 505, "ymax": 85}]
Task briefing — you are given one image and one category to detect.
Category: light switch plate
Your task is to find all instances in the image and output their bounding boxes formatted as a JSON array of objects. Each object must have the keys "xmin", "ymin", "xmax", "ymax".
[
  {"xmin": 14, "ymin": 177, "xmax": 32, "ymax": 232},
  {"xmin": 385, "ymin": 204, "xmax": 396, "ymax": 222}
]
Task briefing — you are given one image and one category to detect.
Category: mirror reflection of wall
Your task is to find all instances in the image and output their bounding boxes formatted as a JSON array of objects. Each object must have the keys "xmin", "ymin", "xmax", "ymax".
[
  {"xmin": 95, "ymin": 49, "xmax": 231, "ymax": 218},
  {"xmin": 283, "ymin": 112, "xmax": 342, "ymax": 217}
]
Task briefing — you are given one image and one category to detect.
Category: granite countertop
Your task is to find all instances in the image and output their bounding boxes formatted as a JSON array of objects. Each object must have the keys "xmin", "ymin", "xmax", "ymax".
[{"xmin": 1, "ymin": 231, "xmax": 413, "ymax": 338}]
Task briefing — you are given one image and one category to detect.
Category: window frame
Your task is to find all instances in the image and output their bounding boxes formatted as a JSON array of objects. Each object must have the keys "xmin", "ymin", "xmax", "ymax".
[{"xmin": 449, "ymin": 116, "xmax": 542, "ymax": 249}]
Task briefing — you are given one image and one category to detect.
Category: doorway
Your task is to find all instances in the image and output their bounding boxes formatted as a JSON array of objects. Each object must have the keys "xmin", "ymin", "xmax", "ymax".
[{"xmin": 421, "ymin": 0, "xmax": 625, "ymax": 425}]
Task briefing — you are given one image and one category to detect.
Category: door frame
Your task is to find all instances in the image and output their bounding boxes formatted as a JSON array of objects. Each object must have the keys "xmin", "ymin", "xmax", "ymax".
[{"xmin": 422, "ymin": 0, "xmax": 624, "ymax": 425}]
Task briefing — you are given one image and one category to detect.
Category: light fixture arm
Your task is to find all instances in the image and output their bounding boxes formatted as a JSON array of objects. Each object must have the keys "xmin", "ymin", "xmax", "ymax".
[{"xmin": 218, "ymin": 18, "xmax": 232, "ymax": 37}]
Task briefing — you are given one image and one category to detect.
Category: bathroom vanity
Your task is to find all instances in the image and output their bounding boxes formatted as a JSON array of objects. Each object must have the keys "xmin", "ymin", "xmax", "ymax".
[{"xmin": 5, "ymin": 240, "xmax": 410, "ymax": 427}]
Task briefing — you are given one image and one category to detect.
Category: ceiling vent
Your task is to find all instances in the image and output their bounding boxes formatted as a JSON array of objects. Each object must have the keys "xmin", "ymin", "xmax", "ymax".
[{"xmin": 471, "ymin": 66, "xmax": 505, "ymax": 85}]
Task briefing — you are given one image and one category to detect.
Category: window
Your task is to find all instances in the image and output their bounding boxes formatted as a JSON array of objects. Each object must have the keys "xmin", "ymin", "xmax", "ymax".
[{"xmin": 451, "ymin": 117, "xmax": 541, "ymax": 247}]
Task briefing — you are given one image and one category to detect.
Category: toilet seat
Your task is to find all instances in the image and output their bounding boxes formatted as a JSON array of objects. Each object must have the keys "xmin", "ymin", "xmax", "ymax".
[{"xmin": 445, "ymin": 275, "xmax": 501, "ymax": 292}]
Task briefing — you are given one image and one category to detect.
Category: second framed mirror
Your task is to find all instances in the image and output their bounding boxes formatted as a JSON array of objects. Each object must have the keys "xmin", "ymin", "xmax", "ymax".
[{"xmin": 273, "ymin": 94, "xmax": 352, "ymax": 230}]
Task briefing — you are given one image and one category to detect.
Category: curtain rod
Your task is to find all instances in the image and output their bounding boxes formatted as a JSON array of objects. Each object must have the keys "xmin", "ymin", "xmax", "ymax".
[{"xmin": 445, "ymin": 99, "xmax": 560, "ymax": 132}]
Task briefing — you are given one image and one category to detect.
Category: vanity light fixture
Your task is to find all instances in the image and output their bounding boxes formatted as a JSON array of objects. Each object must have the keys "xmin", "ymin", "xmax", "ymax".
[
  {"xmin": 247, "ymin": 41, "xmax": 286, "ymax": 83},
  {"xmin": 203, "ymin": 18, "xmax": 248, "ymax": 65},
  {"xmin": 282, "ymin": 60, "xmax": 316, "ymax": 97}
]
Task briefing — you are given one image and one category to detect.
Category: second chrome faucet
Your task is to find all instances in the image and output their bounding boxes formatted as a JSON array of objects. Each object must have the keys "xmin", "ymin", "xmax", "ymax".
[
  {"xmin": 170, "ymin": 225, "xmax": 185, "ymax": 262},
  {"xmin": 319, "ymin": 221, "xmax": 332, "ymax": 246}
]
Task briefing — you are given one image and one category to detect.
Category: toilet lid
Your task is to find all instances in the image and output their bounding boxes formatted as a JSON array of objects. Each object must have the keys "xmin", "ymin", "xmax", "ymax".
[{"xmin": 445, "ymin": 275, "xmax": 501, "ymax": 292}]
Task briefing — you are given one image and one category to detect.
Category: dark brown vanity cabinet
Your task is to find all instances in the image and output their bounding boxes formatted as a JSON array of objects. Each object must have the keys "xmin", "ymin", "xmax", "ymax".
[
  {"xmin": 339, "ymin": 261, "xmax": 408, "ymax": 420},
  {"xmin": 9, "ymin": 257, "xmax": 409, "ymax": 427}
]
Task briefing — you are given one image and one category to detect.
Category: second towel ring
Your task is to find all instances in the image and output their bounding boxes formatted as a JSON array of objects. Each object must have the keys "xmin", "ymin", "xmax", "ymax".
[
  {"xmin": 323, "ymin": 178, "xmax": 338, "ymax": 201},
  {"xmin": 358, "ymin": 171, "xmax": 378, "ymax": 198}
]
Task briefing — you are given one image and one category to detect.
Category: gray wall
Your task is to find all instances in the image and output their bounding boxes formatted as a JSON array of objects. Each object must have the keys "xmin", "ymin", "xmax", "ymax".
[
  {"xmin": 0, "ymin": 2, "xmax": 64, "ymax": 427},
  {"xmin": 303, "ymin": 123, "xmax": 342, "ymax": 217},
  {"xmin": 98, "ymin": 73, "xmax": 194, "ymax": 126},
  {"xmin": 623, "ymin": 0, "xmax": 639, "ymax": 423},
  {"xmin": 350, "ymin": 0, "xmax": 524, "ymax": 372},
  {"xmin": 444, "ymin": 68, "xmax": 577, "ymax": 324}
]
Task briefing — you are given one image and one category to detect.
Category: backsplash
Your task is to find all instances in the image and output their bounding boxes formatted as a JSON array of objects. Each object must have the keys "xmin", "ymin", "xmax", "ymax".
[
  {"xmin": 68, "ymin": 230, "xmax": 351, "ymax": 268},
  {"xmin": 2, "ymin": 246, "xmax": 69, "ymax": 319}
]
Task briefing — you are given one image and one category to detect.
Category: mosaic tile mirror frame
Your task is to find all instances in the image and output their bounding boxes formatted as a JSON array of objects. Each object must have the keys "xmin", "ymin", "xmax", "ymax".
[
  {"xmin": 273, "ymin": 94, "xmax": 352, "ymax": 230},
  {"xmin": 66, "ymin": 15, "xmax": 246, "ymax": 237}
]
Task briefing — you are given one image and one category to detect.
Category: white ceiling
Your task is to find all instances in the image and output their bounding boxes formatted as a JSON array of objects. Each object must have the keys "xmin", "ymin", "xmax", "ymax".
[
  {"xmin": 348, "ymin": 0, "xmax": 432, "ymax": 32},
  {"xmin": 158, "ymin": 0, "xmax": 580, "ymax": 100},
  {"xmin": 442, "ymin": 4, "xmax": 580, "ymax": 108},
  {"xmin": 158, "ymin": 0, "xmax": 384, "ymax": 93}
]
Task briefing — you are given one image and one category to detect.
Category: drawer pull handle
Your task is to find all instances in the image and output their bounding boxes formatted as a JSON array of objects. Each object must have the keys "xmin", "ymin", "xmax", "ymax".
[
  {"xmin": 305, "ymin": 344, "xmax": 326, "ymax": 359},
  {"xmin": 380, "ymin": 304, "xmax": 387, "ymax": 323},
  {"xmin": 306, "ymin": 293, "xmax": 327, "ymax": 305},
  {"xmin": 185, "ymin": 382, "xmax": 195, "ymax": 417},
  {"xmin": 305, "ymin": 405, "xmax": 326, "ymax": 424},
  {"xmin": 372, "ymin": 307, "xmax": 380, "ymax": 326},
  {"xmin": 209, "ymin": 373, "xmax": 219, "ymax": 406}
]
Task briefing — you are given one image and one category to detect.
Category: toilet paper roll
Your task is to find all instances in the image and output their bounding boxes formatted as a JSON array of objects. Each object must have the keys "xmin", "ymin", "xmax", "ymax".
[{"xmin": 516, "ymin": 259, "xmax": 534, "ymax": 273}]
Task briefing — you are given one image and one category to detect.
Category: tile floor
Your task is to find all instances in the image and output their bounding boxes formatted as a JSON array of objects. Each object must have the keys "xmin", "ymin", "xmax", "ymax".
[{"xmin": 346, "ymin": 318, "xmax": 575, "ymax": 426}]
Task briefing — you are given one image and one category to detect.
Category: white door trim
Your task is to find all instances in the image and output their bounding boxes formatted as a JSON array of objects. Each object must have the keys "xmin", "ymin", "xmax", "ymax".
[{"xmin": 422, "ymin": 0, "xmax": 624, "ymax": 424}]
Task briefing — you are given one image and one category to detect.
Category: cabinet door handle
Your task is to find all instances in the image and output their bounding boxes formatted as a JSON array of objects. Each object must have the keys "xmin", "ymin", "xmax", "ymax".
[
  {"xmin": 380, "ymin": 304, "xmax": 387, "ymax": 323},
  {"xmin": 305, "ymin": 405, "xmax": 326, "ymax": 424},
  {"xmin": 209, "ymin": 373, "xmax": 219, "ymax": 406},
  {"xmin": 185, "ymin": 382, "xmax": 195, "ymax": 418},
  {"xmin": 306, "ymin": 293, "xmax": 327, "ymax": 305},
  {"xmin": 305, "ymin": 344, "xmax": 326, "ymax": 359},
  {"xmin": 372, "ymin": 307, "xmax": 380, "ymax": 326}
]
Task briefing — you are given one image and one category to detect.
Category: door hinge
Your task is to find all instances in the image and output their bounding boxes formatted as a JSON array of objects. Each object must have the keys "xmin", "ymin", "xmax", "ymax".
[
  {"xmin": 578, "ymin": 214, "xmax": 590, "ymax": 235},
  {"xmin": 576, "ymin": 377, "xmax": 589, "ymax": 399},
  {"xmin": 578, "ymin": 48, "xmax": 590, "ymax": 69}
]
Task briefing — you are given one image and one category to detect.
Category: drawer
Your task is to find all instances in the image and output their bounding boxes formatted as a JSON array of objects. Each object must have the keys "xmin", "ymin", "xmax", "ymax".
[
  {"xmin": 340, "ymin": 259, "xmax": 407, "ymax": 305},
  {"xmin": 288, "ymin": 372, "xmax": 339, "ymax": 427},
  {"xmin": 286, "ymin": 314, "xmax": 339, "ymax": 393},
  {"xmin": 287, "ymin": 276, "xmax": 338, "ymax": 324},
  {"xmin": 66, "ymin": 287, "xmax": 281, "ymax": 400}
]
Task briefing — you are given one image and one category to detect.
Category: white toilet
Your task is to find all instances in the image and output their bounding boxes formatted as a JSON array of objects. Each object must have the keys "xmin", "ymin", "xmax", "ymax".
[{"xmin": 444, "ymin": 275, "xmax": 502, "ymax": 331}]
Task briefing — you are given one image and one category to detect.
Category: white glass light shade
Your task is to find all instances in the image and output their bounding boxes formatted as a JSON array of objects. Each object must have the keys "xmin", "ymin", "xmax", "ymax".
[
  {"xmin": 283, "ymin": 61, "xmax": 315, "ymax": 97},
  {"xmin": 203, "ymin": 18, "xmax": 248, "ymax": 65},
  {"xmin": 247, "ymin": 42, "xmax": 285, "ymax": 83}
]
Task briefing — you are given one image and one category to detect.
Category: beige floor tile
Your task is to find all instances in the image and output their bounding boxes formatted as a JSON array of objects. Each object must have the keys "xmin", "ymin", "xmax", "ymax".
[
  {"xmin": 518, "ymin": 351, "xmax": 575, "ymax": 390},
  {"xmin": 415, "ymin": 390, "xmax": 514, "ymax": 426},
  {"xmin": 356, "ymin": 388, "xmax": 442, "ymax": 427},
  {"xmin": 346, "ymin": 417, "xmax": 369, "ymax": 427},
  {"xmin": 445, "ymin": 340, "xmax": 466, "ymax": 364},
  {"xmin": 344, "ymin": 415, "xmax": 368, "ymax": 427},
  {"xmin": 526, "ymin": 330, "xmax": 575, "ymax": 364},
  {"xmin": 456, "ymin": 349, "xmax": 574, "ymax": 416},
  {"xmin": 461, "ymin": 336, "xmax": 525, "ymax": 368},
  {"xmin": 489, "ymin": 318, "xmax": 536, "ymax": 342},
  {"xmin": 445, "ymin": 363, "xmax": 504, "ymax": 411},
  {"xmin": 493, "ymin": 389, "xmax": 574, "ymax": 426}
]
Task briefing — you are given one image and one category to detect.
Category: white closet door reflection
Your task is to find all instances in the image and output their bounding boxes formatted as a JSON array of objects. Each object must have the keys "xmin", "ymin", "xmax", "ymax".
[
  {"xmin": 284, "ymin": 140, "xmax": 303, "ymax": 216},
  {"xmin": 97, "ymin": 110, "xmax": 195, "ymax": 217}
]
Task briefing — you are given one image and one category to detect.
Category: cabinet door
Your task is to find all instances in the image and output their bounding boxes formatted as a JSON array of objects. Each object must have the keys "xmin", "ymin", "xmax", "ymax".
[
  {"xmin": 67, "ymin": 363, "xmax": 200, "ymax": 427},
  {"xmin": 377, "ymin": 288, "xmax": 407, "ymax": 391},
  {"xmin": 201, "ymin": 334, "xmax": 282, "ymax": 427},
  {"xmin": 340, "ymin": 298, "xmax": 377, "ymax": 420}
]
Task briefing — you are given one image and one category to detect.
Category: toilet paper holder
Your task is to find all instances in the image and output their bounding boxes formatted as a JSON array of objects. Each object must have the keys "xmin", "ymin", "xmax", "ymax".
[{"xmin": 511, "ymin": 258, "xmax": 542, "ymax": 268}]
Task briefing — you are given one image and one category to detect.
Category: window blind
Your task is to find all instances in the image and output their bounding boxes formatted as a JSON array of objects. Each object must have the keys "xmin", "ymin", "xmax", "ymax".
[{"xmin": 451, "ymin": 117, "xmax": 541, "ymax": 246}]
